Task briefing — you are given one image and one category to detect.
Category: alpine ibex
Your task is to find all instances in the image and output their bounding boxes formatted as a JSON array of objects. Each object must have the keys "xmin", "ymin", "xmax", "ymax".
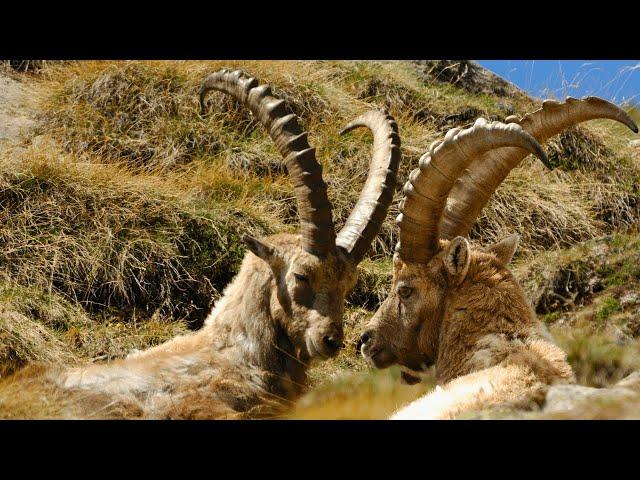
[
  {"xmin": 3, "ymin": 69, "xmax": 401, "ymax": 419},
  {"xmin": 357, "ymin": 97, "xmax": 638, "ymax": 419}
]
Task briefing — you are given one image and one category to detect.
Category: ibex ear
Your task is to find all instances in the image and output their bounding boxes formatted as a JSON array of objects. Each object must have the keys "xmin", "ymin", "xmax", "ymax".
[
  {"xmin": 243, "ymin": 235, "xmax": 279, "ymax": 265},
  {"xmin": 485, "ymin": 234, "xmax": 520, "ymax": 267},
  {"xmin": 444, "ymin": 236, "xmax": 470, "ymax": 285}
]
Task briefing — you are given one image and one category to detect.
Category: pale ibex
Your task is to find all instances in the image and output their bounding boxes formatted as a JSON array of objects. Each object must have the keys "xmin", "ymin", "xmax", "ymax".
[
  {"xmin": 357, "ymin": 97, "xmax": 638, "ymax": 419},
  {"xmin": 3, "ymin": 69, "xmax": 401, "ymax": 419}
]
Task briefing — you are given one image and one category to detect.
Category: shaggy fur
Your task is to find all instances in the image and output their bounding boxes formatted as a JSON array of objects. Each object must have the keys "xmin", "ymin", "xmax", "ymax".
[
  {"xmin": 360, "ymin": 235, "xmax": 575, "ymax": 419},
  {"xmin": 1, "ymin": 233, "xmax": 358, "ymax": 419}
]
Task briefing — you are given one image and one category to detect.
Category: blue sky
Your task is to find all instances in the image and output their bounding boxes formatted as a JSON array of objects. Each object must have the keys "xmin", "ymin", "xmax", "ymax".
[{"xmin": 476, "ymin": 61, "xmax": 640, "ymax": 107}]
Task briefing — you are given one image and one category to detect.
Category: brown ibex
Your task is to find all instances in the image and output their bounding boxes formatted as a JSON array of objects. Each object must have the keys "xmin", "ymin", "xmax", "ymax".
[
  {"xmin": 1, "ymin": 69, "xmax": 401, "ymax": 419},
  {"xmin": 357, "ymin": 97, "xmax": 638, "ymax": 419}
]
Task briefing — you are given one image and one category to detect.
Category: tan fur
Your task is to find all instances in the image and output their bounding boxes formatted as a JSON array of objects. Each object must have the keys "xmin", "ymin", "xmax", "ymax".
[
  {"xmin": 3, "ymin": 233, "xmax": 358, "ymax": 419},
  {"xmin": 360, "ymin": 238, "xmax": 575, "ymax": 419}
]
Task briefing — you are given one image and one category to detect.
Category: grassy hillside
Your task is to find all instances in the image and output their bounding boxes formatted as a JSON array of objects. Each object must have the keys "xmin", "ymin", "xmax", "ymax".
[{"xmin": 1, "ymin": 60, "xmax": 639, "ymax": 418}]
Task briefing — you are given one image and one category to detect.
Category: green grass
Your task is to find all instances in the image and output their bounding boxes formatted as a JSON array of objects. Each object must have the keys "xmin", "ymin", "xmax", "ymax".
[
  {"xmin": 596, "ymin": 297, "xmax": 621, "ymax": 322},
  {"xmin": 542, "ymin": 311, "xmax": 561, "ymax": 324},
  {"xmin": 554, "ymin": 326, "xmax": 640, "ymax": 387},
  {"xmin": 591, "ymin": 236, "xmax": 640, "ymax": 298}
]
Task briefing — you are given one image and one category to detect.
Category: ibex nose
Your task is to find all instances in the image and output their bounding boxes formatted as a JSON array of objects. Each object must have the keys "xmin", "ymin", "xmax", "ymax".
[
  {"xmin": 356, "ymin": 331, "xmax": 373, "ymax": 352},
  {"xmin": 323, "ymin": 335, "xmax": 343, "ymax": 355}
]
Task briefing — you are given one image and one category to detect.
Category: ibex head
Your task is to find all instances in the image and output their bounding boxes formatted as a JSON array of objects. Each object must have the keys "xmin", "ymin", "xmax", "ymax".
[
  {"xmin": 200, "ymin": 70, "xmax": 400, "ymax": 361},
  {"xmin": 359, "ymin": 98, "xmax": 638, "ymax": 382}
]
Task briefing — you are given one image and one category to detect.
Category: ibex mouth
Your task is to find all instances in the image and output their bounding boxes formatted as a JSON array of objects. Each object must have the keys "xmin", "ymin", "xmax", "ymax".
[
  {"xmin": 364, "ymin": 348, "xmax": 397, "ymax": 369},
  {"xmin": 401, "ymin": 371, "xmax": 421, "ymax": 385},
  {"xmin": 399, "ymin": 360, "xmax": 433, "ymax": 385}
]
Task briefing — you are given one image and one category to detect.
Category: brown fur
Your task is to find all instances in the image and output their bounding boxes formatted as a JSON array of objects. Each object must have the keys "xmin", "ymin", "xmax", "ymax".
[
  {"xmin": 1, "ymin": 233, "xmax": 358, "ymax": 419},
  {"xmin": 360, "ymin": 236, "xmax": 575, "ymax": 419}
]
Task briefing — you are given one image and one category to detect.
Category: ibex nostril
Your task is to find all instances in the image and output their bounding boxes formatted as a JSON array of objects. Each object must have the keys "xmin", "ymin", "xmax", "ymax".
[
  {"xmin": 323, "ymin": 335, "xmax": 341, "ymax": 353},
  {"xmin": 356, "ymin": 331, "xmax": 372, "ymax": 351}
]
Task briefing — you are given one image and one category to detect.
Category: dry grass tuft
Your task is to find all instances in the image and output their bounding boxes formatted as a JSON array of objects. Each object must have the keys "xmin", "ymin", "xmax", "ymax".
[
  {"xmin": 0, "ymin": 140, "xmax": 272, "ymax": 326},
  {"xmin": 38, "ymin": 61, "xmax": 343, "ymax": 171},
  {"xmin": 0, "ymin": 277, "xmax": 188, "ymax": 377},
  {"xmin": 348, "ymin": 259, "xmax": 393, "ymax": 310},
  {"xmin": 546, "ymin": 126, "xmax": 614, "ymax": 171},
  {"xmin": 472, "ymin": 166, "xmax": 601, "ymax": 252}
]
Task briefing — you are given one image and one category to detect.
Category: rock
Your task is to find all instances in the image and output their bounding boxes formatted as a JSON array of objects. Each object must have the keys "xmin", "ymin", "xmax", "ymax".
[
  {"xmin": 543, "ymin": 373, "xmax": 640, "ymax": 416},
  {"xmin": 615, "ymin": 371, "xmax": 640, "ymax": 393},
  {"xmin": 411, "ymin": 60, "xmax": 527, "ymax": 99},
  {"xmin": 543, "ymin": 384, "xmax": 602, "ymax": 412},
  {"xmin": 620, "ymin": 292, "xmax": 640, "ymax": 308},
  {"xmin": 629, "ymin": 139, "xmax": 640, "ymax": 148}
]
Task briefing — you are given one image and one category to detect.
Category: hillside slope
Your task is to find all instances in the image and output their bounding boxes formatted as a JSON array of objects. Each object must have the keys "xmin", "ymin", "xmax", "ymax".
[{"xmin": 0, "ymin": 60, "xmax": 639, "ymax": 419}]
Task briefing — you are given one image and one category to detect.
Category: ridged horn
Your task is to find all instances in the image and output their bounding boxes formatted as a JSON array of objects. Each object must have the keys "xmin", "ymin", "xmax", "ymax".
[
  {"xmin": 440, "ymin": 96, "xmax": 638, "ymax": 239},
  {"xmin": 336, "ymin": 110, "xmax": 401, "ymax": 263},
  {"xmin": 396, "ymin": 119, "xmax": 547, "ymax": 264},
  {"xmin": 199, "ymin": 69, "xmax": 336, "ymax": 257}
]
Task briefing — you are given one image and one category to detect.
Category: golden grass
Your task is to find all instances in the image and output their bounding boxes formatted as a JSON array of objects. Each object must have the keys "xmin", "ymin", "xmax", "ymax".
[
  {"xmin": 0, "ymin": 277, "xmax": 188, "ymax": 378},
  {"xmin": 34, "ymin": 60, "xmax": 640, "ymax": 258},
  {"xmin": 288, "ymin": 367, "xmax": 435, "ymax": 420},
  {"xmin": 0, "ymin": 139, "xmax": 274, "ymax": 326}
]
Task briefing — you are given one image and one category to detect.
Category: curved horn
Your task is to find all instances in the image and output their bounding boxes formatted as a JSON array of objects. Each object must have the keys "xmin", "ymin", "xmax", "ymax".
[
  {"xmin": 397, "ymin": 119, "xmax": 547, "ymax": 264},
  {"xmin": 199, "ymin": 69, "xmax": 335, "ymax": 257},
  {"xmin": 440, "ymin": 96, "xmax": 639, "ymax": 239},
  {"xmin": 336, "ymin": 110, "xmax": 401, "ymax": 263}
]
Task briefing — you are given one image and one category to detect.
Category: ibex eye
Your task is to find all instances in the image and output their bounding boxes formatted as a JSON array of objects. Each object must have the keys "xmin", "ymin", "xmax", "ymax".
[
  {"xmin": 397, "ymin": 286, "xmax": 413, "ymax": 299},
  {"xmin": 294, "ymin": 273, "xmax": 309, "ymax": 283}
]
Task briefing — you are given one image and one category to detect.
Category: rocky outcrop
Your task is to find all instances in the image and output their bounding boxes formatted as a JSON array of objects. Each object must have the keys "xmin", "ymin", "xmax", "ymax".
[
  {"xmin": 411, "ymin": 60, "xmax": 527, "ymax": 99},
  {"xmin": 539, "ymin": 371, "xmax": 640, "ymax": 418}
]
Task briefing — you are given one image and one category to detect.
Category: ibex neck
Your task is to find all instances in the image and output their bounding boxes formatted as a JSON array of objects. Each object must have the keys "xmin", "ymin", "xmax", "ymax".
[
  {"xmin": 203, "ymin": 256, "xmax": 307, "ymax": 399},
  {"xmin": 435, "ymin": 279, "xmax": 544, "ymax": 383}
]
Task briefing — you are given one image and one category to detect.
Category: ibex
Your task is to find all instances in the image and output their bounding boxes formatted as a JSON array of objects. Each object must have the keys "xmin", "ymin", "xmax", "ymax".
[
  {"xmin": 1, "ymin": 69, "xmax": 401, "ymax": 419},
  {"xmin": 357, "ymin": 97, "xmax": 638, "ymax": 420}
]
